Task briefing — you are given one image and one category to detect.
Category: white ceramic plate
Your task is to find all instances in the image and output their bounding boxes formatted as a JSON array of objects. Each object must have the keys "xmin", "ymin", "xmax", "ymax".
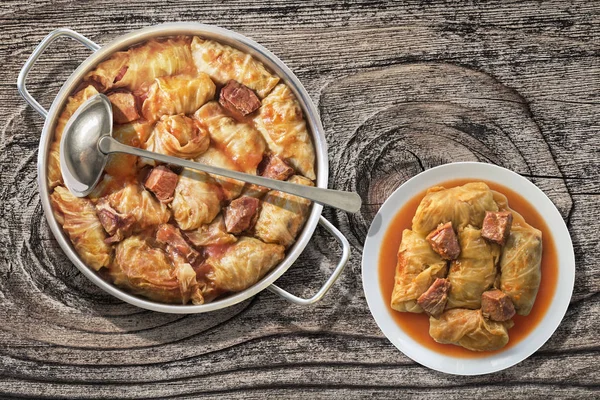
[{"xmin": 362, "ymin": 162, "xmax": 575, "ymax": 375}]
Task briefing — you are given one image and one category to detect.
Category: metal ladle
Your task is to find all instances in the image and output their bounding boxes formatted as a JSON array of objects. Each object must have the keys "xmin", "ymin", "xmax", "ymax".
[{"xmin": 60, "ymin": 94, "xmax": 363, "ymax": 213}]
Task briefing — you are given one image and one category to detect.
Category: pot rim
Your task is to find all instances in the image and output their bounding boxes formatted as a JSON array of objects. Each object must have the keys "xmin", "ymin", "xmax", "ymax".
[{"xmin": 36, "ymin": 23, "xmax": 328, "ymax": 313}]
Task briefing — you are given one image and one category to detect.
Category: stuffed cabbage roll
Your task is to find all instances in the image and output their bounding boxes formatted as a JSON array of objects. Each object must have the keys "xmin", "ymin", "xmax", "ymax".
[
  {"xmin": 84, "ymin": 37, "xmax": 194, "ymax": 92},
  {"xmin": 55, "ymin": 85, "xmax": 101, "ymax": 141},
  {"xmin": 49, "ymin": 85, "xmax": 100, "ymax": 188},
  {"xmin": 105, "ymin": 121, "xmax": 153, "ymax": 179},
  {"xmin": 141, "ymin": 74, "xmax": 216, "ymax": 122},
  {"xmin": 50, "ymin": 186, "xmax": 111, "ymax": 270},
  {"xmin": 167, "ymin": 249, "xmax": 204, "ymax": 305},
  {"xmin": 191, "ymin": 37, "xmax": 279, "ymax": 98},
  {"xmin": 171, "ymin": 168, "xmax": 222, "ymax": 230},
  {"xmin": 200, "ymin": 237, "xmax": 285, "ymax": 299},
  {"xmin": 253, "ymin": 175, "xmax": 313, "ymax": 248},
  {"xmin": 144, "ymin": 114, "xmax": 210, "ymax": 160},
  {"xmin": 47, "ymin": 140, "xmax": 64, "ymax": 189},
  {"xmin": 491, "ymin": 190, "xmax": 543, "ymax": 316},
  {"xmin": 446, "ymin": 226, "xmax": 500, "ymax": 309},
  {"xmin": 253, "ymin": 84, "xmax": 316, "ymax": 180},
  {"xmin": 175, "ymin": 259, "xmax": 204, "ymax": 305},
  {"xmin": 412, "ymin": 182, "xmax": 499, "ymax": 234},
  {"xmin": 429, "ymin": 309, "xmax": 513, "ymax": 351},
  {"xmin": 194, "ymin": 101, "xmax": 266, "ymax": 173},
  {"xmin": 110, "ymin": 235, "xmax": 201, "ymax": 304},
  {"xmin": 103, "ymin": 183, "xmax": 171, "ymax": 231},
  {"xmin": 195, "ymin": 146, "xmax": 245, "ymax": 200},
  {"xmin": 390, "ymin": 229, "xmax": 448, "ymax": 313},
  {"xmin": 499, "ymin": 224, "xmax": 542, "ymax": 316},
  {"xmin": 184, "ymin": 214, "xmax": 237, "ymax": 247}
]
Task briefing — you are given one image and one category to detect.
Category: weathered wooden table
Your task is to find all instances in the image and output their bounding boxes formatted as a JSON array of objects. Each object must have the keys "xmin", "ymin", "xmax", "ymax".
[{"xmin": 0, "ymin": 1, "xmax": 598, "ymax": 398}]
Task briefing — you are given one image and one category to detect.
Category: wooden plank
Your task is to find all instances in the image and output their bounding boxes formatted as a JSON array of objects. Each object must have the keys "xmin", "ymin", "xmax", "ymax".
[{"xmin": 0, "ymin": 1, "xmax": 597, "ymax": 398}]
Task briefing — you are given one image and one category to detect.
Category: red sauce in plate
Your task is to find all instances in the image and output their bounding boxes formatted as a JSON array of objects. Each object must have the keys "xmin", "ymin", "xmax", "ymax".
[{"xmin": 378, "ymin": 179, "xmax": 559, "ymax": 358}]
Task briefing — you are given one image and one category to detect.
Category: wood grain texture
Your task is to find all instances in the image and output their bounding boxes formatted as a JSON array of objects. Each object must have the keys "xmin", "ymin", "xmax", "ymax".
[{"xmin": 0, "ymin": 0, "xmax": 598, "ymax": 398}]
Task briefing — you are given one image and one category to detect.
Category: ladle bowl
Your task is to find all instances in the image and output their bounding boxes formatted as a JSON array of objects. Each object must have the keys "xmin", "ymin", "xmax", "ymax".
[{"xmin": 60, "ymin": 93, "xmax": 112, "ymax": 196}]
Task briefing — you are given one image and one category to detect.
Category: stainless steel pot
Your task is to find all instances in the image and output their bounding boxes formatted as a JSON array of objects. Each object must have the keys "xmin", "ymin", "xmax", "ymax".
[{"xmin": 17, "ymin": 23, "xmax": 350, "ymax": 314}]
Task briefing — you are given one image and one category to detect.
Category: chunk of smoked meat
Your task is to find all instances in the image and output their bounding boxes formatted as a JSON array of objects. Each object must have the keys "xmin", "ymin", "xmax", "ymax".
[
  {"xmin": 426, "ymin": 222, "xmax": 460, "ymax": 260},
  {"xmin": 219, "ymin": 80, "xmax": 261, "ymax": 116},
  {"xmin": 246, "ymin": 155, "xmax": 296, "ymax": 197},
  {"xmin": 95, "ymin": 199, "xmax": 135, "ymax": 243},
  {"xmin": 224, "ymin": 196, "xmax": 260, "ymax": 234},
  {"xmin": 156, "ymin": 224, "xmax": 200, "ymax": 265},
  {"xmin": 108, "ymin": 92, "xmax": 140, "ymax": 124},
  {"xmin": 481, "ymin": 289, "xmax": 516, "ymax": 321},
  {"xmin": 258, "ymin": 154, "xmax": 295, "ymax": 181},
  {"xmin": 481, "ymin": 211, "xmax": 513, "ymax": 246},
  {"xmin": 417, "ymin": 278, "xmax": 451, "ymax": 319},
  {"xmin": 144, "ymin": 165, "xmax": 178, "ymax": 203}
]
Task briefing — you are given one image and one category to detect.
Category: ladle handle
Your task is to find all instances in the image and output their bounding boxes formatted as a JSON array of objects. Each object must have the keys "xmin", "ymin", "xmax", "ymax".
[{"xmin": 98, "ymin": 136, "xmax": 362, "ymax": 213}]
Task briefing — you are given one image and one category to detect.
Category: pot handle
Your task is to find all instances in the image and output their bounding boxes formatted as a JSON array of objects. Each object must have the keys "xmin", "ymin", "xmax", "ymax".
[
  {"xmin": 17, "ymin": 28, "xmax": 100, "ymax": 118},
  {"xmin": 268, "ymin": 216, "xmax": 350, "ymax": 305}
]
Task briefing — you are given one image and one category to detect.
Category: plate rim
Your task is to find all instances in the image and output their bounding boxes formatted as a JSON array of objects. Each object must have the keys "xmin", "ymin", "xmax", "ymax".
[{"xmin": 361, "ymin": 161, "xmax": 575, "ymax": 375}]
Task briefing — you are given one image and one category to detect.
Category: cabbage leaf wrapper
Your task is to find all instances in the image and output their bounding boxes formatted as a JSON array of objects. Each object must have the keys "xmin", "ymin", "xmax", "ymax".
[{"xmin": 391, "ymin": 229, "xmax": 448, "ymax": 313}]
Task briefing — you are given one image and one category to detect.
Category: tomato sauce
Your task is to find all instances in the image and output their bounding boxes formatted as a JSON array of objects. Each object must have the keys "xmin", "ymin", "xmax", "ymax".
[{"xmin": 378, "ymin": 179, "xmax": 559, "ymax": 358}]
